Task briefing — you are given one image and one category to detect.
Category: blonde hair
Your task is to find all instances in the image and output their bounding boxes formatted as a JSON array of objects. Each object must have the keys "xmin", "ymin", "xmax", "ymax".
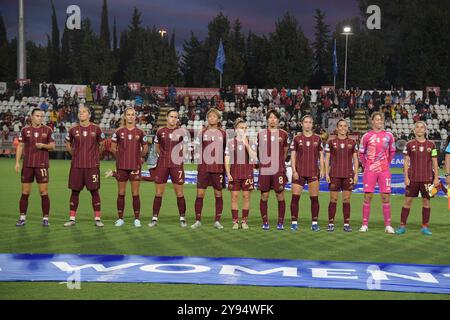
[
  {"xmin": 414, "ymin": 121, "xmax": 427, "ymax": 130},
  {"xmin": 206, "ymin": 108, "xmax": 222, "ymax": 127},
  {"xmin": 234, "ymin": 117, "xmax": 246, "ymax": 129},
  {"xmin": 78, "ymin": 104, "xmax": 91, "ymax": 114},
  {"xmin": 120, "ymin": 107, "xmax": 137, "ymax": 128}
]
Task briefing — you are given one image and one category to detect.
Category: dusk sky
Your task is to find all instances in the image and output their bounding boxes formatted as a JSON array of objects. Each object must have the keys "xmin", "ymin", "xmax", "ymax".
[{"xmin": 1, "ymin": 0, "xmax": 361, "ymax": 50}]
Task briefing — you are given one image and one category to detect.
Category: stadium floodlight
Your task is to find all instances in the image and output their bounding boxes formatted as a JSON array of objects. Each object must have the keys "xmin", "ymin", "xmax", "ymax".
[
  {"xmin": 341, "ymin": 26, "xmax": 353, "ymax": 91},
  {"xmin": 158, "ymin": 29, "xmax": 167, "ymax": 37}
]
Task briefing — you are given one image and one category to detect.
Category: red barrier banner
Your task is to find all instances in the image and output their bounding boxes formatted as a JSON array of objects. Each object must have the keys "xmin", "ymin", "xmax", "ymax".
[
  {"xmin": 235, "ymin": 84, "xmax": 248, "ymax": 95},
  {"xmin": 128, "ymin": 82, "xmax": 142, "ymax": 92},
  {"xmin": 426, "ymin": 86, "xmax": 440, "ymax": 97},
  {"xmin": 149, "ymin": 87, "xmax": 220, "ymax": 99},
  {"xmin": 321, "ymin": 86, "xmax": 335, "ymax": 94},
  {"xmin": 16, "ymin": 79, "xmax": 31, "ymax": 86}
]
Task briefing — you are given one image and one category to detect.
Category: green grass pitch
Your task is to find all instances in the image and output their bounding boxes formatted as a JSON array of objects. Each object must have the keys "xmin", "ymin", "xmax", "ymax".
[{"xmin": 0, "ymin": 158, "xmax": 449, "ymax": 300}]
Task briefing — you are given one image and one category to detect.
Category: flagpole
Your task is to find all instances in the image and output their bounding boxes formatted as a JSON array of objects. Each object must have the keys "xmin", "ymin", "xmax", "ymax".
[
  {"xmin": 220, "ymin": 73, "xmax": 222, "ymax": 89},
  {"xmin": 333, "ymin": 38, "xmax": 336, "ymax": 89}
]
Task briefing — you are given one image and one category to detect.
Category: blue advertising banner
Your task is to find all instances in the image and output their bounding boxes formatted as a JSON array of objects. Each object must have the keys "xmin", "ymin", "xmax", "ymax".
[
  {"xmin": 1, "ymin": 254, "xmax": 449, "ymax": 294},
  {"xmin": 390, "ymin": 154, "xmax": 405, "ymax": 168}
]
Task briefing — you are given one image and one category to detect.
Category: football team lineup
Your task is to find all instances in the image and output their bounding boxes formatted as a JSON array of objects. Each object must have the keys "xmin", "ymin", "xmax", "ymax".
[{"xmin": 11, "ymin": 106, "xmax": 448, "ymax": 236}]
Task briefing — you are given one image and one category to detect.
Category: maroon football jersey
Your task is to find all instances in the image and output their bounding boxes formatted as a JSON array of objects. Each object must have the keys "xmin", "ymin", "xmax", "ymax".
[
  {"xmin": 257, "ymin": 129, "xmax": 288, "ymax": 175},
  {"xmin": 404, "ymin": 139, "xmax": 437, "ymax": 182},
  {"xmin": 197, "ymin": 127, "xmax": 226, "ymax": 173},
  {"xmin": 112, "ymin": 127, "xmax": 147, "ymax": 171},
  {"xmin": 325, "ymin": 137, "xmax": 357, "ymax": 178},
  {"xmin": 225, "ymin": 138, "xmax": 255, "ymax": 180},
  {"xmin": 154, "ymin": 127, "xmax": 185, "ymax": 168},
  {"xmin": 290, "ymin": 133, "xmax": 323, "ymax": 177},
  {"xmin": 66, "ymin": 123, "xmax": 105, "ymax": 168},
  {"xmin": 19, "ymin": 125, "xmax": 54, "ymax": 168}
]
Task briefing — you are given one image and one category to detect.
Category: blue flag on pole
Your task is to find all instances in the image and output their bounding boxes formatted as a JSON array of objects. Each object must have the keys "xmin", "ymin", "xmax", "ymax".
[
  {"xmin": 333, "ymin": 38, "xmax": 338, "ymax": 77},
  {"xmin": 215, "ymin": 39, "xmax": 225, "ymax": 74}
]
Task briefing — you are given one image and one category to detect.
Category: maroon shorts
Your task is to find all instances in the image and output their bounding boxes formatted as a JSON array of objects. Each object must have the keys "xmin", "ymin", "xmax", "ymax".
[
  {"xmin": 229, "ymin": 178, "xmax": 254, "ymax": 191},
  {"xmin": 292, "ymin": 176, "xmax": 318, "ymax": 187},
  {"xmin": 329, "ymin": 177, "xmax": 354, "ymax": 192},
  {"xmin": 197, "ymin": 171, "xmax": 224, "ymax": 190},
  {"xmin": 405, "ymin": 182, "xmax": 430, "ymax": 199},
  {"xmin": 21, "ymin": 167, "xmax": 49, "ymax": 184},
  {"xmin": 258, "ymin": 172, "xmax": 287, "ymax": 193},
  {"xmin": 69, "ymin": 167, "xmax": 101, "ymax": 191},
  {"xmin": 154, "ymin": 167, "xmax": 185, "ymax": 185},
  {"xmin": 116, "ymin": 169, "xmax": 141, "ymax": 182}
]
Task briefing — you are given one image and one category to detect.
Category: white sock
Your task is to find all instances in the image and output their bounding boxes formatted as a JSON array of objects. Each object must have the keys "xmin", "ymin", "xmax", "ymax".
[
  {"xmin": 312, "ymin": 221, "xmax": 318, "ymax": 225},
  {"xmin": 291, "ymin": 221, "xmax": 298, "ymax": 225},
  {"xmin": 20, "ymin": 215, "xmax": 26, "ymax": 221},
  {"xmin": 43, "ymin": 217, "xmax": 49, "ymax": 221}
]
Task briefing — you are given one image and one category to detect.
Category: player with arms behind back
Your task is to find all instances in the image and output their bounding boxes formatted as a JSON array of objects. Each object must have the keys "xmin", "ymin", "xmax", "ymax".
[
  {"xmin": 257, "ymin": 110, "xmax": 289, "ymax": 231},
  {"xmin": 191, "ymin": 108, "xmax": 227, "ymax": 230},
  {"xmin": 110, "ymin": 107, "xmax": 148, "ymax": 228},
  {"xmin": 15, "ymin": 108, "xmax": 55, "ymax": 227},
  {"xmin": 358, "ymin": 112, "xmax": 396, "ymax": 233},
  {"xmin": 395, "ymin": 121, "xmax": 439, "ymax": 235},
  {"xmin": 64, "ymin": 105, "xmax": 105, "ymax": 227},
  {"xmin": 290, "ymin": 115, "xmax": 325, "ymax": 232},
  {"xmin": 150, "ymin": 109, "xmax": 187, "ymax": 228},
  {"xmin": 324, "ymin": 119, "xmax": 359, "ymax": 232}
]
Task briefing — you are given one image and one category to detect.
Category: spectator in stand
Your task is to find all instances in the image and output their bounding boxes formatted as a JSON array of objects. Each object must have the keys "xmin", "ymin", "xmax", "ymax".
[
  {"xmin": 431, "ymin": 106, "xmax": 438, "ymax": 120},
  {"xmin": 168, "ymin": 83, "xmax": 177, "ymax": 107},
  {"xmin": 86, "ymin": 83, "xmax": 93, "ymax": 103},
  {"xmin": 216, "ymin": 98, "xmax": 225, "ymax": 112},
  {"xmin": 303, "ymin": 86, "xmax": 312, "ymax": 107},
  {"xmin": 409, "ymin": 91, "xmax": 417, "ymax": 105},
  {"xmin": 399, "ymin": 87, "xmax": 406, "ymax": 104},
  {"xmin": 251, "ymin": 86, "xmax": 259, "ymax": 102},
  {"xmin": 400, "ymin": 106, "xmax": 409, "ymax": 120},
  {"xmin": 385, "ymin": 117, "xmax": 393, "ymax": 129},
  {"xmin": 280, "ymin": 87, "xmax": 287, "ymax": 100},
  {"xmin": 392, "ymin": 88, "xmax": 399, "ymax": 105},
  {"xmin": 380, "ymin": 90, "xmax": 386, "ymax": 105},
  {"xmin": 363, "ymin": 90, "xmax": 371, "ymax": 107},
  {"xmin": 428, "ymin": 89, "xmax": 437, "ymax": 105},
  {"xmin": 48, "ymin": 83, "xmax": 57, "ymax": 102},
  {"xmin": 41, "ymin": 82, "xmax": 48, "ymax": 98},
  {"xmin": 225, "ymin": 85, "xmax": 234, "ymax": 102},
  {"xmin": 367, "ymin": 99, "xmax": 375, "ymax": 116},
  {"xmin": 385, "ymin": 93, "xmax": 392, "ymax": 107},
  {"xmin": 261, "ymin": 89, "xmax": 270, "ymax": 106},
  {"xmin": 372, "ymin": 89, "xmax": 380, "ymax": 108},
  {"xmin": 271, "ymin": 87, "xmax": 278, "ymax": 101},
  {"xmin": 107, "ymin": 82, "xmax": 114, "ymax": 100},
  {"xmin": 95, "ymin": 83, "xmax": 103, "ymax": 102},
  {"xmin": 273, "ymin": 91, "xmax": 281, "ymax": 106}
]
